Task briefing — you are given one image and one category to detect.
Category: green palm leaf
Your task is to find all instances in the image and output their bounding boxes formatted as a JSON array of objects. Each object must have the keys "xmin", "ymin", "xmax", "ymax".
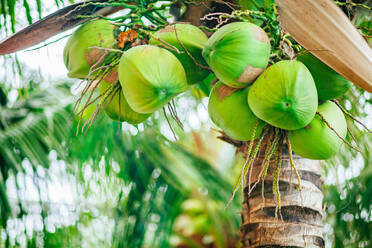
[{"xmin": 0, "ymin": 83, "xmax": 72, "ymax": 228}]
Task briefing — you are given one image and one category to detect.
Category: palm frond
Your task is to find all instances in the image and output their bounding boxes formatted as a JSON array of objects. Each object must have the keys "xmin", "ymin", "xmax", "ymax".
[
  {"xmin": 0, "ymin": 83, "xmax": 73, "ymax": 228},
  {"xmin": 67, "ymin": 117, "xmax": 240, "ymax": 247}
]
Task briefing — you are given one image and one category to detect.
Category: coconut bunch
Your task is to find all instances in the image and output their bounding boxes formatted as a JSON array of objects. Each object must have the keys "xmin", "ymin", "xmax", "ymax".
[
  {"xmin": 202, "ymin": 22, "xmax": 354, "ymax": 160},
  {"xmin": 63, "ymin": 20, "xmax": 211, "ymax": 132},
  {"xmin": 63, "ymin": 18, "xmax": 358, "ymax": 160}
]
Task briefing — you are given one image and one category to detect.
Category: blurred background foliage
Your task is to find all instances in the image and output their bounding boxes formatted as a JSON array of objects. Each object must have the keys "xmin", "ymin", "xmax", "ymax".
[{"xmin": 0, "ymin": 0, "xmax": 371, "ymax": 248}]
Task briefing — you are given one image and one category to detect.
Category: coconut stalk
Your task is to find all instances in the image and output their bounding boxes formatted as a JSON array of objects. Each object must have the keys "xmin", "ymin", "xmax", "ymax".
[
  {"xmin": 240, "ymin": 140, "xmax": 324, "ymax": 247},
  {"xmin": 276, "ymin": 0, "xmax": 372, "ymax": 92}
]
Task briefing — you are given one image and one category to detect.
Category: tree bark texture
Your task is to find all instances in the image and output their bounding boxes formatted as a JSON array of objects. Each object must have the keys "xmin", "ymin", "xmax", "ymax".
[{"xmin": 240, "ymin": 143, "xmax": 325, "ymax": 248}]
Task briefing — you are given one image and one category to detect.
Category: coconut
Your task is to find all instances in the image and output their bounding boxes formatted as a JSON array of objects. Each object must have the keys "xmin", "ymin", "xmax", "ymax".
[
  {"xmin": 118, "ymin": 45, "xmax": 188, "ymax": 114},
  {"xmin": 248, "ymin": 60, "xmax": 318, "ymax": 130},
  {"xmin": 289, "ymin": 101, "xmax": 347, "ymax": 160},
  {"xmin": 202, "ymin": 22, "xmax": 271, "ymax": 88},
  {"xmin": 63, "ymin": 19, "xmax": 116, "ymax": 79},
  {"xmin": 149, "ymin": 24, "xmax": 209, "ymax": 84},
  {"xmin": 98, "ymin": 71, "xmax": 151, "ymax": 124},
  {"xmin": 208, "ymin": 82, "xmax": 265, "ymax": 141},
  {"xmin": 297, "ymin": 52, "xmax": 352, "ymax": 101}
]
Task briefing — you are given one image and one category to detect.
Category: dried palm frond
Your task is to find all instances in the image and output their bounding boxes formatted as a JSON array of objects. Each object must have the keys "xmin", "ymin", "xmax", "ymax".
[{"xmin": 276, "ymin": 0, "xmax": 372, "ymax": 92}]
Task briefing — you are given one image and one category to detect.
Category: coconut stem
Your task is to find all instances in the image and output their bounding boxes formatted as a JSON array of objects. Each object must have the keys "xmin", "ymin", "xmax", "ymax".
[
  {"xmin": 261, "ymin": 128, "xmax": 280, "ymax": 208},
  {"xmin": 256, "ymin": 129, "xmax": 274, "ymax": 206},
  {"xmin": 76, "ymin": 71, "xmax": 110, "ymax": 134},
  {"xmin": 332, "ymin": 99, "xmax": 371, "ymax": 133},
  {"xmin": 201, "ymin": 12, "xmax": 236, "ymax": 28},
  {"xmin": 73, "ymin": 90, "xmax": 107, "ymax": 120},
  {"xmin": 273, "ymin": 145, "xmax": 283, "ymax": 218},
  {"xmin": 347, "ymin": 126, "xmax": 359, "ymax": 145},
  {"xmin": 262, "ymin": 129, "xmax": 280, "ymax": 179},
  {"xmin": 72, "ymin": 63, "xmax": 115, "ymax": 122},
  {"xmin": 316, "ymin": 111, "xmax": 362, "ymax": 153},
  {"xmin": 334, "ymin": 1, "xmax": 371, "ymax": 10},
  {"xmin": 247, "ymin": 127, "xmax": 267, "ymax": 194},
  {"xmin": 162, "ymin": 107, "xmax": 178, "ymax": 141},
  {"xmin": 241, "ymin": 121, "xmax": 261, "ymax": 189},
  {"xmin": 225, "ymin": 120, "xmax": 261, "ymax": 209},
  {"xmin": 272, "ymin": 149, "xmax": 279, "ymax": 191},
  {"xmin": 167, "ymin": 100, "xmax": 183, "ymax": 130},
  {"xmin": 216, "ymin": 131, "xmax": 244, "ymax": 147},
  {"xmin": 88, "ymin": 46, "xmax": 124, "ymax": 54},
  {"xmin": 74, "ymin": 59, "xmax": 112, "ymax": 116},
  {"xmin": 139, "ymin": 28, "xmax": 183, "ymax": 54},
  {"xmin": 87, "ymin": 83, "xmax": 120, "ymax": 129},
  {"xmin": 172, "ymin": 23, "xmax": 213, "ymax": 72},
  {"xmin": 88, "ymin": 50, "xmax": 110, "ymax": 76},
  {"xmin": 248, "ymin": 128, "xmax": 274, "ymax": 195},
  {"xmin": 73, "ymin": 51, "xmax": 121, "ymax": 135},
  {"xmin": 117, "ymin": 87, "xmax": 122, "ymax": 136},
  {"xmin": 83, "ymin": 83, "xmax": 120, "ymax": 134},
  {"xmin": 286, "ymin": 134, "xmax": 302, "ymax": 191}
]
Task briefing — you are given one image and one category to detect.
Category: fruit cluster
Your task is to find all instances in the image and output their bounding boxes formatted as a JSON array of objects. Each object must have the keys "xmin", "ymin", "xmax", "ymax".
[{"xmin": 64, "ymin": 19, "xmax": 352, "ymax": 160}]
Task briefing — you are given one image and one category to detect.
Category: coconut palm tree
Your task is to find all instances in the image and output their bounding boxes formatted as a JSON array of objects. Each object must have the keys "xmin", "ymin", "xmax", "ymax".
[
  {"xmin": 0, "ymin": 1, "xmax": 371, "ymax": 248},
  {"xmin": 181, "ymin": 1, "xmax": 371, "ymax": 247}
]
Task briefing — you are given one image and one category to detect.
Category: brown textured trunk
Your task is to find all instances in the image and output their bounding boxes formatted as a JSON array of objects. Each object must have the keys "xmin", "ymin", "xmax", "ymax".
[{"xmin": 240, "ymin": 142, "xmax": 325, "ymax": 248}]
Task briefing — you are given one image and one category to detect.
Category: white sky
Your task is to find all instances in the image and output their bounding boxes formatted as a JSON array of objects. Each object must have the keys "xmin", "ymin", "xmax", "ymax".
[{"xmin": 16, "ymin": 33, "xmax": 69, "ymax": 79}]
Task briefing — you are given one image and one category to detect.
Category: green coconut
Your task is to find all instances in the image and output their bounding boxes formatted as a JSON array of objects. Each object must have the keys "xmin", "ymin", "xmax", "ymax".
[
  {"xmin": 248, "ymin": 60, "xmax": 318, "ymax": 130},
  {"xmin": 289, "ymin": 101, "xmax": 347, "ymax": 160},
  {"xmin": 98, "ymin": 74, "xmax": 151, "ymax": 124},
  {"xmin": 202, "ymin": 22, "xmax": 271, "ymax": 88},
  {"xmin": 149, "ymin": 24, "xmax": 209, "ymax": 84},
  {"xmin": 297, "ymin": 52, "xmax": 352, "ymax": 101},
  {"xmin": 118, "ymin": 45, "xmax": 188, "ymax": 114},
  {"xmin": 63, "ymin": 19, "xmax": 116, "ymax": 79},
  {"xmin": 208, "ymin": 82, "xmax": 265, "ymax": 141}
]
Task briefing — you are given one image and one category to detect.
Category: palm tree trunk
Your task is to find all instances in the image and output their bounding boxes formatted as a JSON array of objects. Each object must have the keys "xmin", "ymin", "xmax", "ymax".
[{"xmin": 240, "ymin": 143, "xmax": 325, "ymax": 247}]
